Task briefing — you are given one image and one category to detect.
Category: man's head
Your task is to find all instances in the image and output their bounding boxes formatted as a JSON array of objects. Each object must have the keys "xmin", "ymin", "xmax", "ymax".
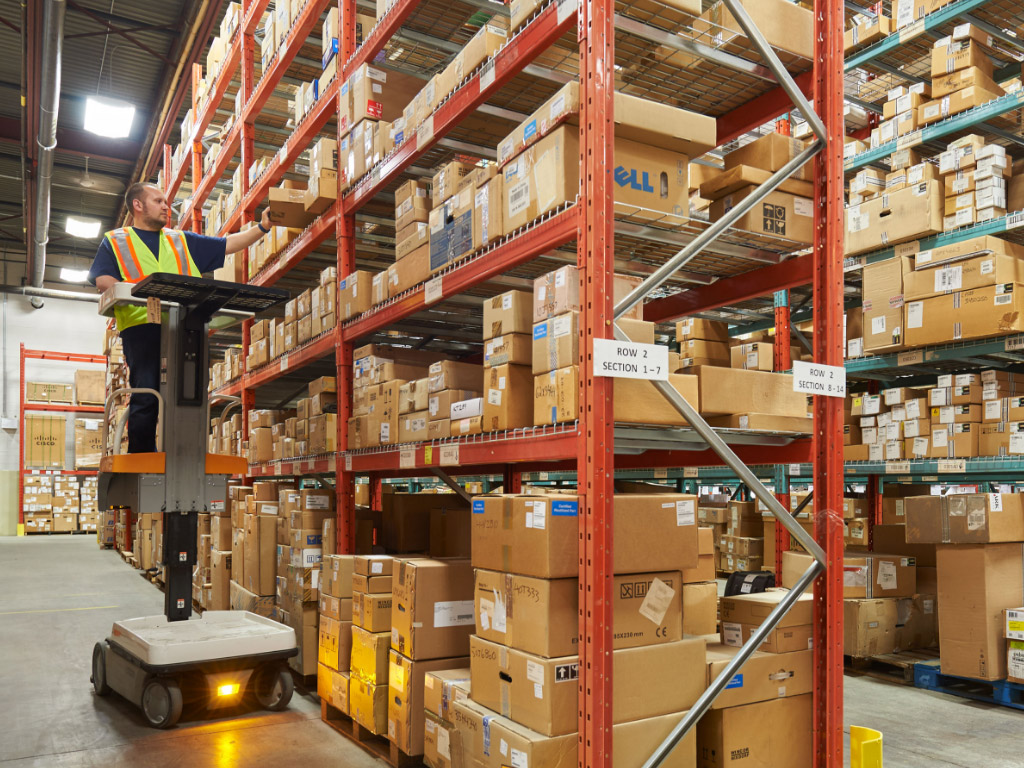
[{"xmin": 125, "ymin": 183, "xmax": 169, "ymax": 230}]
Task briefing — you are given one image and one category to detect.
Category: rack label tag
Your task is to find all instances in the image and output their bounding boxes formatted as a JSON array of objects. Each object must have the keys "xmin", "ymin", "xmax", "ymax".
[
  {"xmin": 425, "ymin": 276, "xmax": 443, "ymax": 305},
  {"xmin": 938, "ymin": 459, "xmax": 965, "ymax": 473},
  {"xmin": 416, "ymin": 115, "xmax": 434, "ymax": 151},
  {"xmin": 885, "ymin": 461, "xmax": 910, "ymax": 474},
  {"xmin": 792, "ymin": 361, "xmax": 846, "ymax": 397},
  {"xmin": 556, "ymin": 0, "xmax": 578, "ymax": 24},
  {"xmin": 897, "ymin": 350, "xmax": 923, "ymax": 366},
  {"xmin": 593, "ymin": 339, "xmax": 668, "ymax": 380},
  {"xmin": 480, "ymin": 59, "xmax": 496, "ymax": 90},
  {"xmin": 440, "ymin": 444, "xmax": 460, "ymax": 466},
  {"xmin": 399, "ymin": 447, "xmax": 415, "ymax": 469},
  {"xmin": 683, "ymin": 467, "xmax": 698, "ymax": 478}
]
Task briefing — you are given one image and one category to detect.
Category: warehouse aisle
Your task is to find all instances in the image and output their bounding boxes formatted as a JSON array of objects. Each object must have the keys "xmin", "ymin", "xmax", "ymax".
[{"xmin": 0, "ymin": 537, "xmax": 383, "ymax": 768}]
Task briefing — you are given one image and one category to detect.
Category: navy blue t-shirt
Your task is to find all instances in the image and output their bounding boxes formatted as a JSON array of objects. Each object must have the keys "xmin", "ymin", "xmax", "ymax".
[{"xmin": 88, "ymin": 228, "xmax": 227, "ymax": 286}]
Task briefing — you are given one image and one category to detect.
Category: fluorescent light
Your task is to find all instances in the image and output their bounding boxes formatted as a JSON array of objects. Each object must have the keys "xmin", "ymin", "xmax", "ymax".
[
  {"xmin": 84, "ymin": 96, "xmax": 136, "ymax": 139},
  {"xmin": 60, "ymin": 268, "xmax": 90, "ymax": 283},
  {"xmin": 65, "ymin": 216, "xmax": 101, "ymax": 239}
]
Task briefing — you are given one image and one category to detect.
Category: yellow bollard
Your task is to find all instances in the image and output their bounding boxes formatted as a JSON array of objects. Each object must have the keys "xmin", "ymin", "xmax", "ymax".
[{"xmin": 850, "ymin": 725, "xmax": 883, "ymax": 768}]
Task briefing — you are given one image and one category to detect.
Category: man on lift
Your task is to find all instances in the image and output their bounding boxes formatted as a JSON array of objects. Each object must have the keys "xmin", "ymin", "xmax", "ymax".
[{"xmin": 89, "ymin": 182, "xmax": 272, "ymax": 453}]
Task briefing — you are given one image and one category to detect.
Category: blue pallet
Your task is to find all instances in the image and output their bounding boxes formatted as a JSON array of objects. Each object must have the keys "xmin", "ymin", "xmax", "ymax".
[{"xmin": 913, "ymin": 660, "xmax": 1024, "ymax": 710}]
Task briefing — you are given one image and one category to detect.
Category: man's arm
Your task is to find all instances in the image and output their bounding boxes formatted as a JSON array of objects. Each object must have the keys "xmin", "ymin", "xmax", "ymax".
[
  {"xmin": 223, "ymin": 208, "xmax": 272, "ymax": 255},
  {"xmin": 95, "ymin": 275, "xmax": 119, "ymax": 293}
]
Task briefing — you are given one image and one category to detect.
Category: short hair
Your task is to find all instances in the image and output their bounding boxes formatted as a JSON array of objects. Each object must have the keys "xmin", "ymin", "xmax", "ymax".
[{"xmin": 125, "ymin": 182, "xmax": 161, "ymax": 213}]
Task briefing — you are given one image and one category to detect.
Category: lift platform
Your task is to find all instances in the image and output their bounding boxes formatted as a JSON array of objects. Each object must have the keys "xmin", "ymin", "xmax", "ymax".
[{"xmin": 92, "ymin": 273, "xmax": 293, "ymax": 728}]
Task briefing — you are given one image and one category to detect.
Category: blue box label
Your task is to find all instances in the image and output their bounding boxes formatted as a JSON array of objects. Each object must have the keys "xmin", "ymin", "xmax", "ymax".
[
  {"xmin": 725, "ymin": 674, "xmax": 744, "ymax": 690},
  {"xmin": 472, "ymin": 499, "xmax": 485, "ymax": 515},
  {"xmin": 524, "ymin": 120, "xmax": 537, "ymax": 141},
  {"xmin": 533, "ymin": 323, "xmax": 548, "ymax": 340},
  {"xmin": 551, "ymin": 500, "xmax": 578, "ymax": 517}
]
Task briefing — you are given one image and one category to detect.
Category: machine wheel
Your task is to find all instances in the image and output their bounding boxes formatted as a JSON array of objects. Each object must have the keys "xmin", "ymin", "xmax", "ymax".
[
  {"xmin": 141, "ymin": 678, "xmax": 183, "ymax": 728},
  {"xmin": 253, "ymin": 665, "xmax": 293, "ymax": 711},
  {"xmin": 91, "ymin": 643, "xmax": 110, "ymax": 696}
]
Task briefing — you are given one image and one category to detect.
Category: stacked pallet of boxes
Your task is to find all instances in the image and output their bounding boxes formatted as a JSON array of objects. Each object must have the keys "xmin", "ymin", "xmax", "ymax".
[
  {"xmin": 51, "ymin": 476, "xmax": 80, "ymax": 533},
  {"xmin": 23, "ymin": 475, "xmax": 53, "ymax": 533},
  {"xmin": 422, "ymin": 667, "xmax": 471, "ymax": 768},
  {"xmin": 79, "ymin": 477, "xmax": 99, "ymax": 532},
  {"xmin": 208, "ymin": 347, "xmax": 242, "ymax": 391},
  {"xmin": 318, "ymin": 554, "xmax": 356, "ymax": 713},
  {"xmin": 98, "ymin": 507, "xmax": 116, "ymax": 548},
  {"xmin": 901, "ymin": 492, "xmax": 1023, "ymax": 681},
  {"xmin": 281, "ymin": 487, "xmax": 334, "ymax": 678},
  {"xmin": 348, "ymin": 555, "xmax": 396, "ymax": 736},
  {"xmin": 228, "ymin": 482, "xmax": 277, "ymax": 617},
  {"xmin": 209, "ymin": 496, "xmax": 232, "ymax": 610},
  {"xmin": 719, "ymin": 499, "xmax": 765, "ymax": 575},
  {"xmin": 697, "ymin": 493, "xmax": 730, "ymax": 574},
  {"xmin": 457, "ymin": 491, "xmax": 710, "ymax": 765},
  {"xmin": 706, "ymin": 589, "xmax": 814, "ymax": 763}
]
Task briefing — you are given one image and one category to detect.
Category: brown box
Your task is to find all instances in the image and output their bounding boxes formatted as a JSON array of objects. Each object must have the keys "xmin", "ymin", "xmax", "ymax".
[
  {"xmin": 427, "ymin": 361, "xmax": 480, "ymax": 393},
  {"xmin": 919, "ymin": 85, "xmax": 1004, "ymax": 126},
  {"xmin": 470, "ymin": 634, "xmax": 706, "ymax": 736},
  {"xmin": 474, "ymin": 568, "xmax": 683, "ymax": 658},
  {"xmin": 704, "ymin": 643, "xmax": 812, "ymax": 709},
  {"xmin": 905, "ymin": 493, "xmax": 1024, "ymax": 544},
  {"xmin": 25, "ymin": 414, "xmax": 65, "ymax": 469},
  {"xmin": 846, "ymin": 182, "xmax": 943, "ymax": 257},
  {"xmin": 931, "ymin": 38, "xmax": 995, "ymax": 79},
  {"xmin": 483, "ymin": 334, "xmax": 531, "ymax": 369},
  {"xmin": 349, "ymin": 677, "xmax": 388, "ymax": 735},
  {"xmin": 340, "ymin": 271, "xmax": 374, "ymax": 320},
  {"xmin": 424, "ymin": 667, "xmax": 470, "ymax": 721},
  {"xmin": 351, "ymin": 624, "xmax": 391, "ymax": 685},
  {"xmin": 709, "ymin": 186, "xmax": 812, "ymax": 244},
  {"xmin": 843, "ymin": 554, "xmax": 917, "ymax": 598},
  {"xmin": 905, "ymin": 283, "xmax": 1024, "ymax": 347},
  {"xmin": 387, "ymin": 651, "xmax": 470, "ymax": 755},
  {"xmin": 318, "ymin": 616, "xmax": 354, "ymax": 672},
  {"xmin": 533, "ymin": 266, "xmax": 644, "ymax": 324},
  {"xmin": 243, "ymin": 514, "xmax": 277, "ymax": 597},
  {"xmin": 470, "ymin": 493, "xmax": 698, "ymax": 579},
  {"xmin": 74, "ymin": 370, "xmax": 105, "ymax": 404},
  {"xmin": 482, "ymin": 290, "xmax": 532, "ymax": 340},
  {"xmin": 697, "ymin": 694, "xmax": 812, "ymax": 767},
  {"xmin": 862, "ymin": 254, "xmax": 913, "ymax": 354},
  {"xmin": 676, "ymin": 318, "xmax": 729, "ymax": 344},
  {"xmin": 391, "ymin": 558, "xmax": 474, "ymax": 660},
  {"xmin": 905, "ymin": 251, "xmax": 1024, "ymax": 302},
  {"xmin": 473, "ymin": 174, "xmax": 503, "ymax": 251},
  {"xmin": 353, "ymin": 592, "xmax": 392, "ymax": 632},
  {"xmin": 682, "ymin": 582, "xmax": 718, "ymax": 636},
  {"xmin": 723, "ymin": 131, "xmax": 812, "ymax": 181},
  {"xmin": 937, "ymin": 543, "xmax": 1024, "ymax": 680},
  {"xmin": 695, "ymin": 366, "xmax": 808, "ymax": 418},
  {"xmin": 932, "ymin": 65, "xmax": 1003, "ymax": 98},
  {"xmin": 481, "ymin": 364, "xmax": 532, "ymax": 432}
]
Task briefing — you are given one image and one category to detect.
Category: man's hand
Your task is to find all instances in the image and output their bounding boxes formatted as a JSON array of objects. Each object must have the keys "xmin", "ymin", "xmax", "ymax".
[
  {"xmin": 225, "ymin": 212, "xmax": 272, "ymax": 255},
  {"xmin": 95, "ymin": 275, "xmax": 119, "ymax": 293},
  {"xmin": 260, "ymin": 208, "xmax": 273, "ymax": 231}
]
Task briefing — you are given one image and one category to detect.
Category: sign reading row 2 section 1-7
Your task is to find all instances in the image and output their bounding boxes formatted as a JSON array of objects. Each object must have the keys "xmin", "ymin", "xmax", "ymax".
[
  {"xmin": 792, "ymin": 360, "xmax": 846, "ymax": 398},
  {"xmin": 592, "ymin": 339, "xmax": 668, "ymax": 381}
]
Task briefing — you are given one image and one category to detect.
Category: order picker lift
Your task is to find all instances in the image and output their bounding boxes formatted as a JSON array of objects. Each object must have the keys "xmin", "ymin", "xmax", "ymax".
[{"xmin": 91, "ymin": 273, "xmax": 295, "ymax": 728}]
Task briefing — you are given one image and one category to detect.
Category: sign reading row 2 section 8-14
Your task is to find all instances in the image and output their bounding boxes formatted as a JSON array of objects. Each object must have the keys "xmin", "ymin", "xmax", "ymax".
[{"xmin": 792, "ymin": 360, "xmax": 846, "ymax": 398}]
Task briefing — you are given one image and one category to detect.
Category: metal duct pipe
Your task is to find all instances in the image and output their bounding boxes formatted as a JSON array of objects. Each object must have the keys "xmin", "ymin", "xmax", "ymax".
[{"xmin": 31, "ymin": 0, "xmax": 66, "ymax": 288}]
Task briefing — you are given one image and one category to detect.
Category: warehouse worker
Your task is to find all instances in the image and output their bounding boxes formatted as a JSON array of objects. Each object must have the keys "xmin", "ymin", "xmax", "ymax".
[{"xmin": 88, "ymin": 182, "xmax": 272, "ymax": 453}]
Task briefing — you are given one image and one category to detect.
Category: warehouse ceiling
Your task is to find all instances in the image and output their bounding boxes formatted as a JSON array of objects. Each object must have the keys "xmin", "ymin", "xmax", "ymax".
[{"xmin": 0, "ymin": 0, "xmax": 227, "ymax": 291}]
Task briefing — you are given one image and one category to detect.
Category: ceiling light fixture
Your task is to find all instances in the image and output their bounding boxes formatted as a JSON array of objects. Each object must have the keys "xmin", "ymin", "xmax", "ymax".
[
  {"xmin": 84, "ymin": 96, "xmax": 136, "ymax": 139},
  {"xmin": 59, "ymin": 268, "xmax": 90, "ymax": 283},
  {"xmin": 65, "ymin": 216, "xmax": 102, "ymax": 239}
]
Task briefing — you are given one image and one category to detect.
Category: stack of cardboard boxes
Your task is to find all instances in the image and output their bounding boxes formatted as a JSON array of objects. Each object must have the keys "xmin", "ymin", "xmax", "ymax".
[
  {"xmin": 454, "ymin": 491, "xmax": 725, "ymax": 765},
  {"xmin": 480, "ymin": 290, "xmax": 532, "ymax": 432},
  {"xmin": 98, "ymin": 508, "xmax": 116, "ymax": 548},
  {"xmin": 23, "ymin": 475, "xmax": 53, "ymax": 533},
  {"xmin": 318, "ymin": 553, "xmax": 356, "ymax": 713},
  {"xmin": 720, "ymin": 499, "xmax": 764, "ymax": 574},
  {"xmin": 209, "ymin": 347, "xmax": 242, "ymax": 391},
  {"xmin": 423, "ymin": 667, "xmax": 471, "ymax": 768},
  {"xmin": 51, "ymin": 476, "xmax": 80, "ymax": 532}
]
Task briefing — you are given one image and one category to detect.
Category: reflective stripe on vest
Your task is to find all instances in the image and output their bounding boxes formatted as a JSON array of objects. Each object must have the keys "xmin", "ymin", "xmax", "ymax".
[
  {"xmin": 163, "ymin": 229, "xmax": 188, "ymax": 275},
  {"xmin": 107, "ymin": 228, "xmax": 144, "ymax": 282}
]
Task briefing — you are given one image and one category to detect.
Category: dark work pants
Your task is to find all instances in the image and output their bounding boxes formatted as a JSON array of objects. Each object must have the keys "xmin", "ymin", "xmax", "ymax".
[{"xmin": 120, "ymin": 323, "xmax": 162, "ymax": 454}]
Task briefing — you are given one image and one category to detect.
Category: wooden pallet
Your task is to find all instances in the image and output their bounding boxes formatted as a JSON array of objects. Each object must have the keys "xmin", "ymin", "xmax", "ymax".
[
  {"xmin": 320, "ymin": 699, "xmax": 424, "ymax": 767},
  {"xmin": 845, "ymin": 648, "xmax": 940, "ymax": 685}
]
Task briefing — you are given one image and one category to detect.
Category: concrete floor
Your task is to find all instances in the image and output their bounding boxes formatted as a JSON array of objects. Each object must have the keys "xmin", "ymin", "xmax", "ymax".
[{"xmin": 1, "ymin": 536, "xmax": 1022, "ymax": 767}]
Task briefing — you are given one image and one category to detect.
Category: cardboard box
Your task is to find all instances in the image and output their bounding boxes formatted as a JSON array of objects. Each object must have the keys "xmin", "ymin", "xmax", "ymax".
[
  {"xmin": 470, "ymin": 634, "xmax": 706, "ymax": 736},
  {"xmin": 723, "ymin": 132, "xmax": 813, "ymax": 181},
  {"xmin": 683, "ymin": 582, "xmax": 718, "ymax": 636},
  {"xmin": 351, "ymin": 625, "xmax": 391, "ymax": 684},
  {"xmin": 905, "ymin": 493, "xmax": 1024, "ymax": 544},
  {"xmin": 74, "ymin": 370, "xmax": 104, "ymax": 404},
  {"xmin": 905, "ymin": 251, "xmax": 1024, "ymax": 302},
  {"xmin": 349, "ymin": 677, "xmax": 388, "ymax": 735},
  {"xmin": 844, "ymin": 598, "xmax": 898, "ymax": 658},
  {"xmin": 26, "ymin": 382, "xmax": 73, "ymax": 403},
  {"xmin": 861, "ymin": 254, "xmax": 913, "ymax": 354},
  {"xmin": 483, "ymin": 334, "xmax": 531, "ymax": 369},
  {"xmin": 709, "ymin": 186, "xmax": 812, "ymax": 244},
  {"xmin": 843, "ymin": 554, "xmax": 917, "ymax": 598},
  {"xmin": 25, "ymin": 414, "xmax": 65, "ymax": 469},
  {"xmin": 391, "ymin": 558, "xmax": 474, "ymax": 660},
  {"xmin": 919, "ymin": 85, "xmax": 1004, "ymax": 126},
  {"xmin": 318, "ymin": 617, "xmax": 354, "ymax": 671},
  {"xmin": 473, "ymin": 174, "xmax": 503, "ymax": 251},
  {"xmin": 704, "ymin": 643, "xmax": 812, "ymax": 709},
  {"xmin": 932, "ymin": 65, "xmax": 1003, "ymax": 98},
  {"xmin": 482, "ymin": 290, "xmax": 532, "ymax": 340},
  {"xmin": 676, "ymin": 318, "xmax": 729, "ymax": 344},
  {"xmin": 938, "ymin": 543, "xmax": 1024, "ymax": 680},
  {"xmin": 353, "ymin": 592, "xmax": 392, "ymax": 632},
  {"xmin": 471, "ymin": 493, "xmax": 698, "ymax": 578},
  {"xmin": 533, "ymin": 267, "xmax": 644, "ymax": 323},
  {"xmin": 931, "ymin": 38, "xmax": 995, "ymax": 79},
  {"xmin": 387, "ymin": 652, "xmax": 469, "ymax": 755},
  {"xmin": 481, "ymin": 364, "xmax": 532, "ymax": 432},
  {"xmin": 905, "ymin": 283, "xmax": 1024, "ymax": 347},
  {"xmin": 846, "ymin": 182, "xmax": 943, "ymax": 257},
  {"xmin": 474, "ymin": 568, "xmax": 683, "ymax": 657},
  {"xmin": 695, "ymin": 367, "xmax": 808, "ymax": 418},
  {"xmin": 424, "ymin": 667, "xmax": 470, "ymax": 722},
  {"xmin": 696, "ymin": 694, "xmax": 812, "ymax": 768},
  {"xmin": 427, "ymin": 361, "xmax": 479, "ymax": 393},
  {"xmin": 503, "ymin": 126, "xmax": 688, "ymax": 233}
]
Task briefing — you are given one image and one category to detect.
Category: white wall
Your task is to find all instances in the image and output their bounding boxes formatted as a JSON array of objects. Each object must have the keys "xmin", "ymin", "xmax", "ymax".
[{"xmin": 0, "ymin": 293, "xmax": 107, "ymax": 535}]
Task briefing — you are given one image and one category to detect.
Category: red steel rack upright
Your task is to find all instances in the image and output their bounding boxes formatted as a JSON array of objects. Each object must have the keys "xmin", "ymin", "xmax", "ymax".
[{"xmin": 18, "ymin": 345, "xmax": 106, "ymax": 534}]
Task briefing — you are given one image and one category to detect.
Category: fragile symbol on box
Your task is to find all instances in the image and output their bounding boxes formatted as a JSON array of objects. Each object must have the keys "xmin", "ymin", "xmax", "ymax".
[
  {"xmin": 762, "ymin": 202, "xmax": 786, "ymax": 236},
  {"xmin": 555, "ymin": 663, "xmax": 578, "ymax": 682}
]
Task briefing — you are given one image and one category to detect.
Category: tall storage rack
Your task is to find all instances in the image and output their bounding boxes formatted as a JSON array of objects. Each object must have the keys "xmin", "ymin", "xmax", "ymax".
[
  {"xmin": 164, "ymin": 0, "xmax": 846, "ymax": 763},
  {"xmin": 18, "ymin": 345, "xmax": 106, "ymax": 534}
]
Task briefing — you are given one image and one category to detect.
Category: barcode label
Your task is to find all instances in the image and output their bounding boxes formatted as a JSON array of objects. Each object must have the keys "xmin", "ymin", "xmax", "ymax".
[
  {"xmin": 507, "ymin": 179, "xmax": 530, "ymax": 217},
  {"xmin": 479, "ymin": 58, "xmax": 496, "ymax": 90}
]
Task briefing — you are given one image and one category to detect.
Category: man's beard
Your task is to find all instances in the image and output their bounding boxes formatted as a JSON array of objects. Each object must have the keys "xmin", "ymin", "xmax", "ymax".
[{"xmin": 143, "ymin": 214, "xmax": 165, "ymax": 229}]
